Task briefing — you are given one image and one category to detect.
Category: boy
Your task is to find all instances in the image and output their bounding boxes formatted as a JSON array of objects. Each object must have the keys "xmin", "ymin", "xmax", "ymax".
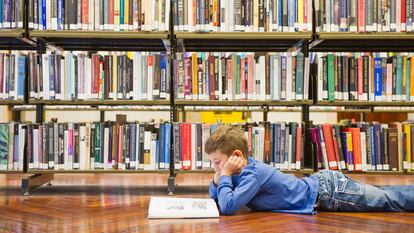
[{"xmin": 206, "ymin": 125, "xmax": 414, "ymax": 215}]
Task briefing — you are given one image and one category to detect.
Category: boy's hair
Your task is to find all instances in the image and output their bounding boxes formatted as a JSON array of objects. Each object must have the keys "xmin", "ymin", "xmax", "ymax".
[{"xmin": 205, "ymin": 125, "xmax": 248, "ymax": 159}]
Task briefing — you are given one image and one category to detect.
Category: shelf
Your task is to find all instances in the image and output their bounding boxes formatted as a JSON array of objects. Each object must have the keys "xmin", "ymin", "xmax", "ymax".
[
  {"xmin": 342, "ymin": 171, "xmax": 410, "ymax": 175},
  {"xmin": 27, "ymin": 170, "xmax": 170, "ymax": 174},
  {"xmin": 175, "ymin": 32, "xmax": 312, "ymax": 52},
  {"xmin": 0, "ymin": 170, "xmax": 25, "ymax": 174},
  {"xmin": 0, "ymin": 29, "xmax": 36, "ymax": 50},
  {"xmin": 312, "ymin": 32, "xmax": 414, "ymax": 52},
  {"xmin": 175, "ymin": 170, "xmax": 215, "ymax": 174},
  {"xmin": 175, "ymin": 100, "xmax": 313, "ymax": 106},
  {"xmin": 316, "ymin": 101, "xmax": 414, "ymax": 107},
  {"xmin": 28, "ymin": 99, "xmax": 171, "ymax": 106},
  {"xmin": 174, "ymin": 169, "xmax": 314, "ymax": 175},
  {"xmin": 0, "ymin": 100, "xmax": 26, "ymax": 105},
  {"xmin": 30, "ymin": 30, "xmax": 169, "ymax": 51}
]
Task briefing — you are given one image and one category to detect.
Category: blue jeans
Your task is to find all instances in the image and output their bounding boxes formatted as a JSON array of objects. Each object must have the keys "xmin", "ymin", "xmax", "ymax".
[{"xmin": 314, "ymin": 170, "xmax": 414, "ymax": 212}]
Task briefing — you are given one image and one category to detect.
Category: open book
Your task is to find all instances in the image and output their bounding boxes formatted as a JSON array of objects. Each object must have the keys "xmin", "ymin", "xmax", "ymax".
[{"xmin": 148, "ymin": 197, "xmax": 220, "ymax": 219}]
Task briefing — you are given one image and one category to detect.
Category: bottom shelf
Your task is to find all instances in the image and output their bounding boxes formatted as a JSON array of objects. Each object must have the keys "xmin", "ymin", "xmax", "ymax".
[
  {"xmin": 27, "ymin": 170, "xmax": 170, "ymax": 174},
  {"xmin": 2, "ymin": 169, "xmax": 412, "ymax": 175},
  {"xmin": 0, "ymin": 170, "xmax": 25, "ymax": 174}
]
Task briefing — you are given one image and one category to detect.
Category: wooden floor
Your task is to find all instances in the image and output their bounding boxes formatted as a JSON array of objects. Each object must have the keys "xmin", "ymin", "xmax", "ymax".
[{"xmin": 0, "ymin": 173, "xmax": 414, "ymax": 233}]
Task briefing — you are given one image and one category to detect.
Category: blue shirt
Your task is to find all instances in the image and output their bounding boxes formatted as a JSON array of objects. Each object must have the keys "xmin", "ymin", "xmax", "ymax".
[{"xmin": 209, "ymin": 157, "xmax": 319, "ymax": 215}]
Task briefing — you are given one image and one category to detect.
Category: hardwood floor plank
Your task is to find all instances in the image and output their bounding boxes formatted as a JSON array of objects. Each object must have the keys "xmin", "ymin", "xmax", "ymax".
[{"xmin": 0, "ymin": 174, "xmax": 413, "ymax": 232}]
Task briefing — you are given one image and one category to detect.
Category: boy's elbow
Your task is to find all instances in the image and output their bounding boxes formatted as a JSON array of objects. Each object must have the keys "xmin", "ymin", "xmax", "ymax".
[
  {"xmin": 218, "ymin": 200, "xmax": 239, "ymax": 215},
  {"xmin": 219, "ymin": 207, "xmax": 237, "ymax": 215}
]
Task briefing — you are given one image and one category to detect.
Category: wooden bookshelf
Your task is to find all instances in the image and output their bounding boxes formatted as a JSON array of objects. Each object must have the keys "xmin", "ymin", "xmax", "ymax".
[
  {"xmin": 175, "ymin": 32, "xmax": 312, "ymax": 52},
  {"xmin": 0, "ymin": 29, "xmax": 36, "ymax": 50},
  {"xmin": 30, "ymin": 30, "xmax": 169, "ymax": 51},
  {"xmin": 312, "ymin": 32, "xmax": 414, "ymax": 52},
  {"xmin": 28, "ymin": 100, "xmax": 171, "ymax": 106},
  {"xmin": 0, "ymin": 100, "xmax": 26, "ymax": 105},
  {"xmin": 0, "ymin": 170, "xmax": 25, "ymax": 174},
  {"xmin": 342, "ymin": 171, "xmax": 409, "ymax": 175},
  {"xmin": 317, "ymin": 32, "xmax": 414, "ymax": 40},
  {"xmin": 27, "ymin": 170, "xmax": 170, "ymax": 174},
  {"xmin": 175, "ymin": 100, "xmax": 313, "ymax": 106},
  {"xmin": 174, "ymin": 169, "xmax": 314, "ymax": 175},
  {"xmin": 30, "ymin": 30, "xmax": 169, "ymax": 39},
  {"xmin": 317, "ymin": 101, "xmax": 414, "ymax": 107}
]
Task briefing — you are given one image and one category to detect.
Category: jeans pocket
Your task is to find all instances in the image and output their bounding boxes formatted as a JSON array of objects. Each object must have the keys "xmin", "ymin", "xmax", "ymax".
[{"xmin": 334, "ymin": 172, "xmax": 364, "ymax": 195}]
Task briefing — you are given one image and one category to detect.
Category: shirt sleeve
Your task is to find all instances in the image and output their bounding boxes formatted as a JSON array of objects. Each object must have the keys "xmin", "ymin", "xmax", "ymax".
[
  {"xmin": 209, "ymin": 180, "xmax": 218, "ymax": 200},
  {"xmin": 216, "ymin": 169, "xmax": 260, "ymax": 215}
]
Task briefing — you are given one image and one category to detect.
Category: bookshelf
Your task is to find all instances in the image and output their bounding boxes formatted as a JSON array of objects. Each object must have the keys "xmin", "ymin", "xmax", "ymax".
[
  {"xmin": 175, "ymin": 32, "xmax": 312, "ymax": 52},
  {"xmin": 311, "ymin": 32, "xmax": 414, "ymax": 52},
  {"xmin": 1, "ymin": 0, "xmax": 413, "ymax": 197},
  {"xmin": 0, "ymin": 29, "xmax": 36, "ymax": 50},
  {"xmin": 28, "ymin": 100, "xmax": 171, "ymax": 106},
  {"xmin": 316, "ymin": 101, "xmax": 414, "ymax": 107},
  {"xmin": 29, "ymin": 30, "xmax": 169, "ymax": 51},
  {"xmin": 26, "ymin": 170, "xmax": 170, "ymax": 174},
  {"xmin": 174, "ymin": 100, "xmax": 313, "ymax": 106}
]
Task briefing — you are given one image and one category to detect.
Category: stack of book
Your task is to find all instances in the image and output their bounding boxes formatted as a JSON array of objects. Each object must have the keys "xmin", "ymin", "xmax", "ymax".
[
  {"xmin": 0, "ymin": 51, "xmax": 28, "ymax": 101},
  {"xmin": 29, "ymin": 51, "xmax": 170, "ymax": 101},
  {"xmin": 311, "ymin": 120, "xmax": 413, "ymax": 172},
  {"xmin": 0, "ymin": 123, "xmax": 26, "ymax": 171},
  {"xmin": 173, "ymin": 0, "xmax": 313, "ymax": 32},
  {"xmin": 173, "ymin": 122, "xmax": 304, "ymax": 171},
  {"xmin": 175, "ymin": 52, "xmax": 310, "ymax": 101},
  {"xmin": 0, "ymin": 122, "xmax": 172, "ymax": 171},
  {"xmin": 0, "ymin": 0, "xmax": 25, "ymax": 29},
  {"xmin": 29, "ymin": 0, "xmax": 170, "ymax": 31},
  {"xmin": 315, "ymin": 52, "xmax": 414, "ymax": 102},
  {"xmin": 315, "ymin": 0, "xmax": 414, "ymax": 33}
]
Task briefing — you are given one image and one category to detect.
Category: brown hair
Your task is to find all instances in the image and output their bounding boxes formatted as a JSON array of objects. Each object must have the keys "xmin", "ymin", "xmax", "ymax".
[{"xmin": 205, "ymin": 125, "xmax": 248, "ymax": 159}]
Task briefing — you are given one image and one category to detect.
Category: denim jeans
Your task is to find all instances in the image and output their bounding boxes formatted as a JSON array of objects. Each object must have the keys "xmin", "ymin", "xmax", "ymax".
[{"xmin": 314, "ymin": 170, "xmax": 414, "ymax": 212}]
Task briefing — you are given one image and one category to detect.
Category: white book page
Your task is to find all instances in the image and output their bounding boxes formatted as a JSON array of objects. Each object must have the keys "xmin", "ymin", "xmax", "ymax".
[{"xmin": 148, "ymin": 197, "xmax": 219, "ymax": 219}]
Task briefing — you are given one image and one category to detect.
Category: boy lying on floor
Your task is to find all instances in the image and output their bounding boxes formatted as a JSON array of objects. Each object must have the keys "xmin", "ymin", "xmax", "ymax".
[{"xmin": 207, "ymin": 125, "xmax": 414, "ymax": 215}]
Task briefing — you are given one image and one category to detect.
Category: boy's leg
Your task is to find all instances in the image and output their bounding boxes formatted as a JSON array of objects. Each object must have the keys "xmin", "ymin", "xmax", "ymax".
[
  {"xmin": 314, "ymin": 170, "xmax": 414, "ymax": 212},
  {"xmin": 376, "ymin": 185, "xmax": 414, "ymax": 192}
]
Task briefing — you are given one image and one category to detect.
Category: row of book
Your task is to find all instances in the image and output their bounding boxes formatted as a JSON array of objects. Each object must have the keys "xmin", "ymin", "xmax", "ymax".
[
  {"xmin": 173, "ymin": 0, "xmax": 313, "ymax": 32},
  {"xmin": 0, "ymin": 52, "xmax": 27, "ymax": 100},
  {"xmin": 174, "ymin": 52, "xmax": 310, "ymax": 101},
  {"xmin": 0, "ymin": 122, "xmax": 172, "ymax": 171},
  {"xmin": 315, "ymin": 0, "xmax": 414, "ymax": 33},
  {"xmin": 311, "ymin": 121, "xmax": 414, "ymax": 172},
  {"xmin": 2, "ymin": 120, "xmax": 413, "ymax": 172},
  {"xmin": 0, "ymin": 121, "xmax": 305, "ymax": 171},
  {"xmin": 173, "ymin": 122, "xmax": 304, "ymax": 170},
  {"xmin": 28, "ymin": 0, "xmax": 170, "ymax": 31},
  {"xmin": 6, "ymin": 50, "xmax": 414, "ymax": 103},
  {"xmin": 315, "ymin": 53, "xmax": 414, "ymax": 102},
  {"xmin": 0, "ymin": 0, "xmax": 24, "ymax": 29},
  {"xmin": 7, "ymin": 0, "xmax": 414, "ymax": 34},
  {"xmin": 28, "ymin": 51, "xmax": 170, "ymax": 101}
]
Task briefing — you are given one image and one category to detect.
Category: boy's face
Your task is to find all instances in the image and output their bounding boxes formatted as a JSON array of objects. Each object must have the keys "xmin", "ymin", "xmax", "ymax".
[{"xmin": 207, "ymin": 150, "xmax": 231, "ymax": 172}]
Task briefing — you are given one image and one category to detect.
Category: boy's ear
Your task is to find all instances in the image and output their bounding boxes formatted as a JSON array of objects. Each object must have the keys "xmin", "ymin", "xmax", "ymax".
[{"xmin": 233, "ymin": 150, "xmax": 243, "ymax": 158}]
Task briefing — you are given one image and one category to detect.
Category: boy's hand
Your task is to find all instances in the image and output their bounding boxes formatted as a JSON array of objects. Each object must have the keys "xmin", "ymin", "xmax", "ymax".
[
  {"xmin": 221, "ymin": 156, "xmax": 243, "ymax": 177},
  {"xmin": 213, "ymin": 170, "xmax": 221, "ymax": 186},
  {"xmin": 213, "ymin": 164, "xmax": 221, "ymax": 186}
]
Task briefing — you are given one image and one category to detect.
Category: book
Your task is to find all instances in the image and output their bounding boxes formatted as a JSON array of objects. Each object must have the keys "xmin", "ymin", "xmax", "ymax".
[{"xmin": 147, "ymin": 197, "xmax": 219, "ymax": 219}]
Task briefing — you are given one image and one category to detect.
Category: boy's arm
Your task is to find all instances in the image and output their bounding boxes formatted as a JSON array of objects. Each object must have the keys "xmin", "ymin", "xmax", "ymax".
[
  {"xmin": 209, "ymin": 170, "xmax": 221, "ymax": 200},
  {"xmin": 217, "ymin": 169, "xmax": 260, "ymax": 215},
  {"xmin": 209, "ymin": 180, "xmax": 218, "ymax": 200}
]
